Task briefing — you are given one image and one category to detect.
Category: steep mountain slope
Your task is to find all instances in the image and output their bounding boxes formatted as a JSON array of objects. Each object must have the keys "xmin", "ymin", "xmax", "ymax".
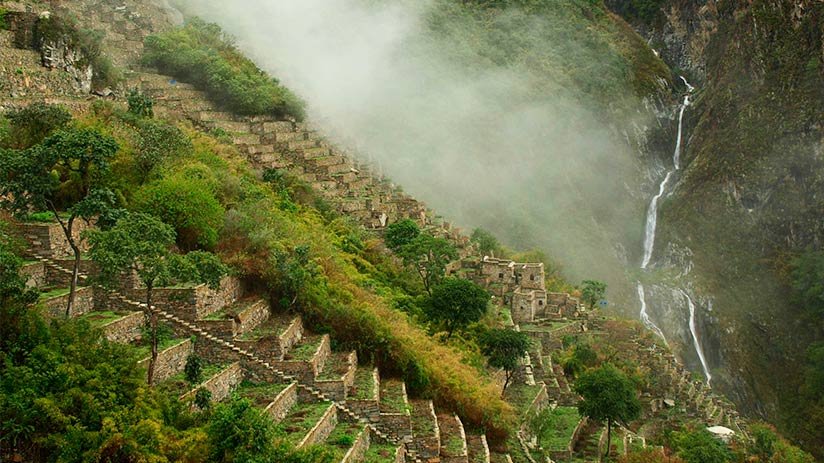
[{"xmin": 609, "ymin": 0, "xmax": 824, "ymax": 456}]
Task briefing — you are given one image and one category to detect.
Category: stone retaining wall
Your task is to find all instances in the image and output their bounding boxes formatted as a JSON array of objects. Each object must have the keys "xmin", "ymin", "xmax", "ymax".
[
  {"xmin": 344, "ymin": 368, "xmax": 381, "ymax": 421},
  {"xmin": 272, "ymin": 334, "xmax": 330, "ymax": 383},
  {"xmin": 102, "ymin": 311, "xmax": 144, "ymax": 344},
  {"xmin": 316, "ymin": 351, "xmax": 357, "ymax": 401},
  {"xmin": 137, "ymin": 339, "xmax": 193, "ymax": 384},
  {"xmin": 265, "ymin": 382, "xmax": 298, "ymax": 424},
  {"xmin": 297, "ymin": 403, "xmax": 337, "ymax": 449},
  {"xmin": 125, "ymin": 276, "xmax": 241, "ymax": 321},
  {"xmin": 180, "ymin": 362, "xmax": 243, "ymax": 404},
  {"xmin": 20, "ymin": 221, "xmax": 91, "ymax": 259},
  {"xmin": 41, "ymin": 285, "xmax": 94, "ymax": 319},
  {"xmin": 341, "ymin": 426, "xmax": 370, "ymax": 463},
  {"xmin": 21, "ymin": 261, "xmax": 46, "ymax": 288}
]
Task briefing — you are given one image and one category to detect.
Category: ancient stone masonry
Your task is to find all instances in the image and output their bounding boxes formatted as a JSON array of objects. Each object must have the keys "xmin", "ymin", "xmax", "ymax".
[
  {"xmin": 449, "ymin": 256, "xmax": 582, "ymax": 325},
  {"xmin": 137, "ymin": 339, "xmax": 193, "ymax": 384}
]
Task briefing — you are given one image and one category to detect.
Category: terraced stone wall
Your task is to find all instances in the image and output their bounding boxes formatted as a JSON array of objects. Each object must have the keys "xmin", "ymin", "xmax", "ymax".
[
  {"xmin": 137, "ymin": 339, "xmax": 193, "ymax": 384},
  {"xmin": 102, "ymin": 311, "xmax": 144, "ymax": 343}
]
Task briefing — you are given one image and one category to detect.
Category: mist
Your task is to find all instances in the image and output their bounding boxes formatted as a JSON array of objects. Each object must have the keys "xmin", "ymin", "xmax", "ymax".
[{"xmin": 176, "ymin": 0, "xmax": 655, "ymax": 306}]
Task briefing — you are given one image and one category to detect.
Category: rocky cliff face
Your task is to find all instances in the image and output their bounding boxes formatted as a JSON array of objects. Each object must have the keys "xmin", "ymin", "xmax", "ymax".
[{"xmin": 610, "ymin": 0, "xmax": 824, "ymax": 456}]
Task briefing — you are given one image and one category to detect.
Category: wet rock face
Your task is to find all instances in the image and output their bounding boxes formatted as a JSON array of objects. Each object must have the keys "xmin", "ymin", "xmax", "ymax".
[{"xmin": 39, "ymin": 34, "xmax": 93, "ymax": 93}]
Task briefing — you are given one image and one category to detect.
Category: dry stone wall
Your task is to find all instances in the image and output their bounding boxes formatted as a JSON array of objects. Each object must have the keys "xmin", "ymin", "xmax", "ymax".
[
  {"xmin": 137, "ymin": 339, "xmax": 193, "ymax": 384},
  {"xmin": 41, "ymin": 285, "xmax": 94, "ymax": 318},
  {"xmin": 101, "ymin": 311, "xmax": 144, "ymax": 344},
  {"xmin": 264, "ymin": 382, "xmax": 298, "ymax": 424},
  {"xmin": 180, "ymin": 362, "xmax": 243, "ymax": 404}
]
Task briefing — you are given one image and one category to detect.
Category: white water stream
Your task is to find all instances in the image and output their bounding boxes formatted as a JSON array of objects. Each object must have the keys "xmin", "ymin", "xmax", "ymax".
[
  {"xmin": 636, "ymin": 77, "xmax": 711, "ymax": 386},
  {"xmin": 683, "ymin": 290, "xmax": 712, "ymax": 385}
]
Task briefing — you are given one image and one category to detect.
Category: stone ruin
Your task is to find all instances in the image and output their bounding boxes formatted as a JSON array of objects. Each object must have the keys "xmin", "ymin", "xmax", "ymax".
[{"xmin": 449, "ymin": 256, "xmax": 582, "ymax": 325}]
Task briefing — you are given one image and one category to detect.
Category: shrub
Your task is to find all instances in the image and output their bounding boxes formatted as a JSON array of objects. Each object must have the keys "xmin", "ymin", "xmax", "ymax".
[
  {"xmin": 134, "ymin": 119, "xmax": 192, "ymax": 182},
  {"xmin": 132, "ymin": 175, "xmax": 225, "ymax": 251},
  {"xmin": 142, "ymin": 18, "xmax": 306, "ymax": 120},
  {"xmin": 386, "ymin": 218, "xmax": 420, "ymax": 251},
  {"xmin": 127, "ymin": 88, "xmax": 154, "ymax": 118},
  {"xmin": 185, "ymin": 354, "xmax": 204, "ymax": 385},
  {"xmin": 2, "ymin": 103, "xmax": 71, "ymax": 149}
]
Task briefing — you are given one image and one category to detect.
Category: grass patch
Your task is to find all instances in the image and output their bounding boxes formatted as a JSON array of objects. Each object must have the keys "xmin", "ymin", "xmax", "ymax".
[
  {"xmin": 505, "ymin": 383, "xmax": 543, "ymax": 415},
  {"xmin": 39, "ymin": 287, "xmax": 71, "ymax": 299},
  {"xmin": 350, "ymin": 367, "xmax": 375, "ymax": 400},
  {"xmin": 236, "ymin": 380, "xmax": 288, "ymax": 408},
  {"xmin": 274, "ymin": 401, "xmax": 332, "ymax": 445},
  {"xmin": 80, "ymin": 310, "xmax": 131, "ymax": 327},
  {"xmin": 134, "ymin": 337, "xmax": 189, "ymax": 361},
  {"xmin": 284, "ymin": 335, "xmax": 322, "ymax": 361},
  {"xmin": 379, "ymin": 378, "xmax": 407, "ymax": 414},
  {"xmin": 317, "ymin": 352, "xmax": 350, "ymax": 381},
  {"xmin": 323, "ymin": 421, "xmax": 363, "ymax": 459},
  {"xmin": 410, "ymin": 401, "xmax": 435, "ymax": 437},
  {"xmin": 536, "ymin": 407, "xmax": 581, "ymax": 451},
  {"xmin": 363, "ymin": 441, "xmax": 398, "ymax": 463}
]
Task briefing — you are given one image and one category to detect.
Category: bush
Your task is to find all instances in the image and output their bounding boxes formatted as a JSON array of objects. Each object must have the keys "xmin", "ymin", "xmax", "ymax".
[
  {"xmin": 2, "ymin": 103, "xmax": 71, "ymax": 149},
  {"xmin": 132, "ymin": 175, "xmax": 225, "ymax": 251},
  {"xmin": 134, "ymin": 119, "xmax": 192, "ymax": 182},
  {"xmin": 127, "ymin": 88, "xmax": 154, "ymax": 118},
  {"xmin": 142, "ymin": 18, "xmax": 306, "ymax": 120},
  {"xmin": 386, "ymin": 218, "xmax": 420, "ymax": 251},
  {"xmin": 185, "ymin": 354, "xmax": 204, "ymax": 385}
]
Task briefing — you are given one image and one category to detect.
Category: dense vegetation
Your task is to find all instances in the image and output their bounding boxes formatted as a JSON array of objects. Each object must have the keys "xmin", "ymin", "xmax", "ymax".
[
  {"xmin": 142, "ymin": 18, "xmax": 306, "ymax": 120},
  {"xmin": 0, "ymin": 98, "xmax": 513, "ymax": 456}
]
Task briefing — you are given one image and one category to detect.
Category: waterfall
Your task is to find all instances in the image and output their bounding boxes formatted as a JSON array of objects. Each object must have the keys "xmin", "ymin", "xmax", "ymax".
[
  {"xmin": 683, "ymin": 291, "xmax": 712, "ymax": 386},
  {"xmin": 637, "ymin": 77, "xmax": 695, "ymax": 346},
  {"xmin": 637, "ymin": 283, "xmax": 668, "ymax": 345}
]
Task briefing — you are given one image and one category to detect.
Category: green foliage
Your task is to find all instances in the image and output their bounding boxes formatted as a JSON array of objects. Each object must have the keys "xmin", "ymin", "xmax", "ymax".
[
  {"xmin": 207, "ymin": 398, "xmax": 283, "ymax": 462},
  {"xmin": 673, "ymin": 429, "xmax": 732, "ymax": 463},
  {"xmin": 427, "ymin": 277, "xmax": 489, "ymax": 338},
  {"xmin": 194, "ymin": 388, "xmax": 212, "ymax": 411},
  {"xmin": 471, "ymin": 227, "xmax": 503, "ymax": 257},
  {"xmin": 132, "ymin": 175, "xmax": 225, "ymax": 251},
  {"xmin": 0, "ymin": 8, "xmax": 8, "ymax": 31},
  {"xmin": 605, "ymin": 0, "xmax": 665, "ymax": 24},
  {"xmin": 575, "ymin": 363, "xmax": 641, "ymax": 458},
  {"xmin": 398, "ymin": 233, "xmax": 458, "ymax": 295},
  {"xmin": 142, "ymin": 18, "xmax": 306, "ymax": 120},
  {"xmin": 385, "ymin": 218, "xmax": 420, "ymax": 251},
  {"xmin": 184, "ymin": 354, "xmax": 204, "ymax": 385},
  {"xmin": 559, "ymin": 340, "xmax": 599, "ymax": 378},
  {"xmin": 127, "ymin": 88, "xmax": 154, "ymax": 119},
  {"xmin": 581, "ymin": 279, "xmax": 607, "ymax": 310},
  {"xmin": 790, "ymin": 251, "xmax": 824, "ymax": 320},
  {"xmin": 481, "ymin": 328, "xmax": 530, "ymax": 393},
  {"xmin": 1, "ymin": 103, "xmax": 71, "ymax": 150},
  {"xmin": 134, "ymin": 119, "xmax": 192, "ymax": 183},
  {"xmin": 34, "ymin": 14, "xmax": 121, "ymax": 90}
]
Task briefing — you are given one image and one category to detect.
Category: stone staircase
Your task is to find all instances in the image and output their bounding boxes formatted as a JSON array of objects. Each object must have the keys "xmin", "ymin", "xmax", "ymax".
[{"xmin": 25, "ymin": 239, "xmax": 499, "ymax": 461}]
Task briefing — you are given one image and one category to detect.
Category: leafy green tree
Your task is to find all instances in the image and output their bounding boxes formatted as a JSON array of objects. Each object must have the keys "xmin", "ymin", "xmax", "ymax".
[
  {"xmin": 560, "ymin": 341, "xmax": 599, "ymax": 378},
  {"xmin": 0, "ymin": 127, "xmax": 120, "ymax": 316},
  {"xmin": 134, "ymin": 119, "xmax": 192, "ymax": 183},
  {"xmin": 575, "ymin": 363, "xmax": 641, "ymax": 460},
  {"xmin": 399, "ymin": 233, "xmax": 458, "ymax": 295},
  {"xmin": 0, "ymin": 224, "xmax": 46, "ymax": 365},
  {"xmin": 185, "ymin": 354, "xmax": 204, "ymax": 386},
  {"xmin": 385, "ymin": 218, "xmax": 420, "ymax": 251},
  {"xmin": 87, "ymin": 212, "xmax": 228, "ymax": 385},
  {"xmin": 207, "ymin": 398, "xmax": 283, "ymax": 463},
  {"xmin": 471, "ymin": 227, "xmax": 502, "ymax": 257},
  {"xmin": 581, "ymin": 279, "xmax": 607, "ymax": 310},
  {"xmin": 1, "ymin": 103, "xmax": 71, "ymax": 149},
  {"xmin": 674, "ymin": 429, "xmax": 731, "ymax": 463},
  {"xmin": 481, "ymin": 328, "xmax": 531, "ymax": 395},
  {"xmin": 264, "ymin": 244, "xmax": 316, "ymax": 309},
  {"xmin": 132, "ymin": 175, "xmax": 225, "ymax": 251},
  {"xmin": 427, "ymin": 277, "xmax": 489, "ymax": 339}
]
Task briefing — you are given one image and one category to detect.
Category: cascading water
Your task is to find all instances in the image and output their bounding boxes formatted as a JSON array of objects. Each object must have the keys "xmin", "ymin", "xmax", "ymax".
[
  {"xmin": 637, "ymin": 78, "xmax": 711, "ymax": 386},
  {"xmin": 683, "ymin": 290, "xmax": 712, "ymax": 385}
]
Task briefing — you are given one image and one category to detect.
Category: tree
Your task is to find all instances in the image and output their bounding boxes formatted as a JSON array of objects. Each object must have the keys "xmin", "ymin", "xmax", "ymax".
[
  {"xmin": 87, "ymin": 212, "xmax": 228, "ymax": 385},
  {"xmin": 481, "ymin": 328, "xmax": 531, "ymax": 396},
  {"xmin": 385, "ymin": 218, "xmax": 420, "ymax": 251},
  {"xmin": 471, "ymin": 227, "xmax": 502, "ymax": 257},
  {"xmin": 674, "ymin": 429, "xmax": 731, "ymax": 463},
  {"xmin": 133, "ymin": 119, "xmax": 192, "ymax": 183},
  {"xmin": 1, "ymin": 103, "xmax": 71, "ymax": 150},
  {"xmin": 133, "ymin": 175, "xmax": 225, "ymax": 251},
  {"xmin": 790, "ymin": 251, "xmax": 824, "ymax": 320},
  {"xmin": 398, "ymin": 233, "xmax": 458, "ymax": 295},
  {"xmin": 581, "ymin": 279, "xmax": 607, "ymax": 310},
  {"xmin": 575, "ymin": 363, "xmax": 641, "ymax": 460},
  {"xmin": 427, "ymin": 277, "xmax": 489, "ymax": 339},
  {"xmin": 0, "ymin": 127, "xmax": 120, "ymax": 316}
]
